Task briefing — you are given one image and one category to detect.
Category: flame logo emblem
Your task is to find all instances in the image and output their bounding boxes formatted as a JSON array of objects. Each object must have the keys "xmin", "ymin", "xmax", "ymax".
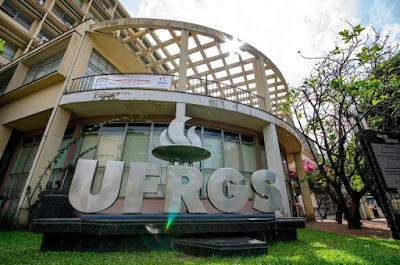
[{"xmin": 159, "ymin": 117, "xmax": 201, "ymax": 147}]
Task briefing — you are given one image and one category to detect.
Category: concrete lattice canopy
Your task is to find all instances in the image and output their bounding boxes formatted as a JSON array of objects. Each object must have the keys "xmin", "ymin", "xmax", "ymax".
[{"xmin": 91, "ymin": 18, "xmax": 289, "ymax": 115}]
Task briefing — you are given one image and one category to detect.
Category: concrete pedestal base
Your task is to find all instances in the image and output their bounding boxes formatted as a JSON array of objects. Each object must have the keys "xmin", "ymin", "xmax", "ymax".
[{"xmin": 31, "ymin": 214, "xmax": 305, "ymax": 256}]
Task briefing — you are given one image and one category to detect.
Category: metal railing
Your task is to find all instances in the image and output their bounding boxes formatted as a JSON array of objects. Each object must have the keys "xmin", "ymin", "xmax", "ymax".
[{"xmin": 66, "ymin": 73, "xmax": 267, "ymax": 112}]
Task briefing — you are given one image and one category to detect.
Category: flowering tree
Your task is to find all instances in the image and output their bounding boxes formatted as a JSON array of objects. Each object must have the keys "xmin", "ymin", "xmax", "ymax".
[
  {"xmin": 289, "ymin": 158, "xmax": 333, "ymax": 219},
  {"xmin": 287, "ymin": 23, "xmax": 399, "ymax": 228}
]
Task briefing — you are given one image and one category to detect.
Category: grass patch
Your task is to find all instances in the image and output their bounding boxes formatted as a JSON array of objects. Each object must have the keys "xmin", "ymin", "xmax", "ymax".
[{"xmin": 0, "ymin": 229, "xmax": 399, "ymax": 264}]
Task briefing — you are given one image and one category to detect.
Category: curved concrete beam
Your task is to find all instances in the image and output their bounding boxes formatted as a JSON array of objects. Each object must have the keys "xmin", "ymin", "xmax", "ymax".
[{"xmin": 60, "ymin": 89, "xmax": 301, "ymax": 152}]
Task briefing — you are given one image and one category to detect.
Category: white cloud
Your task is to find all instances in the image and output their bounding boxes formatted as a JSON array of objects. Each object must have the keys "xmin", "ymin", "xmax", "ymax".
[
  {"xmin": 381, "ymin": 24, "xmax": 400, "ymax": 46},
  {"xmin": 120, "ymin": 0, "xmax": 398, "ymax": 87}
]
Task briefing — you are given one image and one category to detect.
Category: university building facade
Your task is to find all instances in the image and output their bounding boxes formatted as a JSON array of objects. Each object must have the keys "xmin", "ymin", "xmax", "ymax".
[{"xmin": 0, "ymin": 0, "xmax": 315, "ymax": 227}]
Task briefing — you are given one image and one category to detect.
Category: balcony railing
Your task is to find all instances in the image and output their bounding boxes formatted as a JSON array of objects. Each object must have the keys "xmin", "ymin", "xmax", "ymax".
[{"xmin": 66, "ymin": 73, "xmax": 267, "ymax": 112}]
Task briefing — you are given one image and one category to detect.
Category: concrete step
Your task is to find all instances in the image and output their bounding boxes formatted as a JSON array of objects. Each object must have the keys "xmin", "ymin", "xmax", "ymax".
[{"xmin": 173, "ymin": 237, "xmax": 267, "ymax": 257}]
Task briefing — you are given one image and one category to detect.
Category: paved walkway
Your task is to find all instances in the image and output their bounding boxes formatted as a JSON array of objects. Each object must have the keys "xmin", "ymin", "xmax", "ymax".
[{"xmin": 306, "ymin": 219, "xmax": 392, "ymax": 239}]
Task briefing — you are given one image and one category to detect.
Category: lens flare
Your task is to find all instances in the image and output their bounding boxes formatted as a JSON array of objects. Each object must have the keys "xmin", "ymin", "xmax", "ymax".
[{"xmin": 165, "ymin": 212, "xmax": 178, "ymax": 232}]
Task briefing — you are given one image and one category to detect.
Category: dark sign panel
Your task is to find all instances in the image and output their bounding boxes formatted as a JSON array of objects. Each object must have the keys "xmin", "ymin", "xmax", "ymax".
[
  {"xmin": 359, "ymin": 130, "xmax": 400, "ymax": 239},
  {"xmin": 371, "ymin": 143, "xmax": 400, "ymax": 190},
  {"xmin": 362, "ymin": 131, "xmax": 400, "ymax": 192}
]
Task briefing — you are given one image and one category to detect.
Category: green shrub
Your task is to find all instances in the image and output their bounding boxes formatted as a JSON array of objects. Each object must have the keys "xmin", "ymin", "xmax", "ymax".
[{"xmin": 0, "ymin": 208, "xmax": 19, "ymax": 231}]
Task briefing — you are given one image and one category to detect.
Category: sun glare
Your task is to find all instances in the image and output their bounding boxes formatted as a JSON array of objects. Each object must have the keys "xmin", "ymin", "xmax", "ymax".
[{"xmin": 226, "ymin": 37, "xmax": 243, "ymax": 56}]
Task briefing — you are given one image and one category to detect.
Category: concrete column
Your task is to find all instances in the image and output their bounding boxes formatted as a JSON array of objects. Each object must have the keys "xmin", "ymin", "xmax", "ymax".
[
  {"xmin": 0, "ymin": 125, "xmax": 12, "ymax": 159},
  {"xmin": 360, "ymin": 196, "xmax": 372, "ymax": 220},
  {"xmin": 43, "ymin": 0, "xmax": 56, "ymax": 10},
  {"xmin": 177, "ymin": 29, "xmax": 189, "ymax": 92},
  {"xmin": 80, "ymin": 0, "xmax": 93, "ymax": 21},
  {"xmin": 17, "ymin": 22, "xmax": 89, "ymax": 224},
  {"xmin": 293, "ymin": 152, "xmax": 316, "ymax": 221},
  {"xmin": 254, "ymin": 56, "xmax": 272, "ymax": 112},
  {"xmin": 18, "ymin": 107, "xmax": 71, "ymax": 221},
  {"xmin": 109, "ymin": 1, "xmax": 118, "ymax": 17},
  {"xmin": 176, "ymin": 102, "xmax": 186, "ymax": 118},
  {"xmin": 24, "ymin": 14, "xmax": 48, "ymax": 54},
  {"xmin": 262, "ymin": 123, "xmax": 290, "ymax": 216}
]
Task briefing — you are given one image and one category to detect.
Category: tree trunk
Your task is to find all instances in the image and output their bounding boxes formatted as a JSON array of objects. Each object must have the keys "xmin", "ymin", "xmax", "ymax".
[
  {"xmin": 336, "ymin": 207, "xmax": 343, "ymax": 224},
  {"xmin": 322, "ymin": 198, "xmax": 328, "ymax": 219},
  {"xmin": 345, "ymin": 198, "xmax": 362, "ymax": 229}
]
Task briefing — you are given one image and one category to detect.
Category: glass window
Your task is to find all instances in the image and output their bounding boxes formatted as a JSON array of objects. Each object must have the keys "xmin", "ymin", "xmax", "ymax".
[
  {"xmin": 23, "ymin": 51, "xmax": 65, "ymax": 85},
  {"xmin": 85, "ymin": 49, "xmax": 120, "ymax": 76},
  {"xmin": 223, "ymin": 131, "xmax": 241, "ymax": 170},
  {"xmin": 22, "ymin": 144, "xmax": 39, "ymax": 172},
  {"xmin": 148, "ymin": 123, "xmax": 169, "ymax": 166},
  {"xmin": 94, "ymin": 124, "xmax": 125, "ymax": 166},
  {"xmin": 91, "ymin": 123, "xmax": 125, "ymax": 194},
  {"xmin": 72, "ymin": 124, "xmax": 100, "ymax": 162},
  {"xmin": 3, "ymin": 136, "xmax": 41, "ymax": 199},
  {"xmin": 202, "ymin": 128, "xmax": 222, "ymax": 169},
  {"xmin": 122, "ymin": 123, "xmax": 151, "ymax": 164},
  {"xmin": 0, "ymin": 67, "xmax": 16, "ymax": 96},
  {"xmin": 88, "ymin": 9, "xmax": 101, "ymax": 22},
  {"xmin": 259, "ymin": 137, "xmax": 268, "ymax": 169},
  {"xmin": 50, "ymin": 127, "xmax": 75, "ymax": 171},
  {"xmin": 11, "ymin": 146, "xmax": 32, "ymax": 174},
  {"xmin": 52, "ymin": 4, "xmax": 74, "ymax": 26},
  {"xmin": 38, "ymin": 27, "xmax": 54, "ymax": 42},
  {"xmin": 1, "ymin": 0, "xmax": 33, "ymax": 29},
  {"xmin": 241, "ymin": 134, "xmax": 257, "ymax": 172},
  {"xmin": 185, "ymin": 125, "xmax": 201, "ymax": 168},
  {"xmin": 10, "ymin": 137, "xmax": 41, "ymax": 174},
  {"xmin": 48, "ymin": 137, "xmax": 71, "ymax": 187},
  {"xmin": 72, "ymin": 0, "xmax": 82, "ymax": 7},
  {"xmin": 91, "ymin": 167, "xmax": 105, "ymax": 194},
  {"xmin": 98, "ymin": 0, "xmax": 109, "ymax": 11},
  {"xmin": 0, "ymin": 82, "xmax": 7, "ymax": 96},
  {"xmin": 1, "ymin": 41, "xmax": 17, "ymax": 60},
  {"xmin": 74, "ymin": 134, "xmax": 98, "ymax": 161}
]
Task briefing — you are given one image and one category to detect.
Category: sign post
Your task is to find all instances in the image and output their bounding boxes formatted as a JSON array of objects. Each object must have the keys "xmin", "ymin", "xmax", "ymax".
[{"xmin": 357, "ymin": 130, "xmax": 400, "ymax": 239}]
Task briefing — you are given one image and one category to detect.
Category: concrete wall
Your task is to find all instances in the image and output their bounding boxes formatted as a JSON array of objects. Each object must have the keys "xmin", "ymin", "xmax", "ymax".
[
  {"xmin": 69, "ymin": 33, "xmax": 149, "ymax": 81},
  {"xmin": 0, "ymin": 84, "xmax": 61, "ymax": 125}
]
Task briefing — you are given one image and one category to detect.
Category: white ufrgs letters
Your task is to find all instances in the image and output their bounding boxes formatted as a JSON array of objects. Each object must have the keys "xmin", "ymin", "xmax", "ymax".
[
  {"xmin": 164, "ymin": 165, "xmax": 206, "ymax": 213},
  {"xmin": 207, "ymin": 168, "xmax": 248, "ymax": 213},
  {"xmin": 123, "ymin": 162, "xmax": 160, "ymax": 213},
  {"xmin": 68, "ymin": 159, "xmax": 124, "ymax": 213},
  {"xmin": 68, "ymin": 159, "xmax": 283, "ymax": 214},
  {"xmin": 251, "ymin": 170, "xmax": 282, "ymax": 212}
]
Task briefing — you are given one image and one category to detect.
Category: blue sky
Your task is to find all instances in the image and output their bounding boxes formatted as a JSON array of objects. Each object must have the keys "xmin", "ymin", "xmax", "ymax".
[
  {"xmin": 358, "ymin": 0, "xmax": 400, "ymax": 28},
  {"xmin": 120, "ymin": 0, "xmax": 400, "ymax": 86}
]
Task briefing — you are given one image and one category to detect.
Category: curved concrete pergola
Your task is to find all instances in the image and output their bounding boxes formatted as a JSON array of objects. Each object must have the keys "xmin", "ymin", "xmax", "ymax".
[{"xmin": 91, "ymin": 18, "xmax": 289, "ymax": 117}]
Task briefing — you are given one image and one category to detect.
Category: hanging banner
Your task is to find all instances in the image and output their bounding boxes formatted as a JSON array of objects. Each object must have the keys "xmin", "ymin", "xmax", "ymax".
[{"xmin": 92, "ymin": 75, "xmax": 172, "ymax": 90}]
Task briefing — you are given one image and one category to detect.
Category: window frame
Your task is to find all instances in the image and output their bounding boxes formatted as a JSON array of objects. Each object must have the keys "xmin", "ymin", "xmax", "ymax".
[
  {"xmin": 85, "ymin": 49, "xmax": 120, "ymax": 76},
  {"xmin": 23, "ymin": 51, "xmax": 65, "ymax": 85},
  {"xmin": 0, "ymin": 0, "xmax": 34, "ymax": 29},
  {"xmin": 52, "ymin": 4, "xmax": 75, "ymax": 26}
]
